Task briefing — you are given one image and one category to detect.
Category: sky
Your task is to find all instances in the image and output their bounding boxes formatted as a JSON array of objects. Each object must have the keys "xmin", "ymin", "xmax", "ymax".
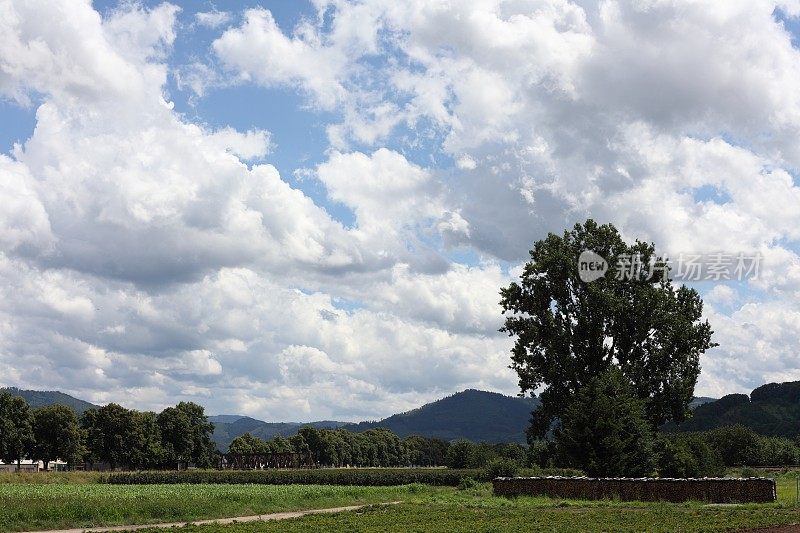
[{"xmin": 1, "ymin": 0, "xmax": 800, "ymax": 422}]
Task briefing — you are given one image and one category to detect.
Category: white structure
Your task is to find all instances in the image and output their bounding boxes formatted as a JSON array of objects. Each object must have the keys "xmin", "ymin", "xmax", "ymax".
[{"xmin": 0, "ymin": 459, "xmax": 68, "ymax": 472}]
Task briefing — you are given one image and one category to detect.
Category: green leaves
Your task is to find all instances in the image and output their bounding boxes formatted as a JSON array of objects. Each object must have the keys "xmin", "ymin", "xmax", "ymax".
[
  {"xmin": 0, "ymin": 392, "xmax": 35, "ymax": 466},
  {"xmin": 555, "ymin": 370, "xmax": 656, "ymax": 477},
  {"xmin": 500, "ymin": 219, "xmax": 716, "ymax": 439}
]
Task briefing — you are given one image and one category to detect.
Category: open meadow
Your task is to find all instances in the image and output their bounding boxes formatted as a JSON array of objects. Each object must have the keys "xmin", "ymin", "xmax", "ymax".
[{"xmin": 0, "ymin": 471, "xmax": 798, "ymax": 533}]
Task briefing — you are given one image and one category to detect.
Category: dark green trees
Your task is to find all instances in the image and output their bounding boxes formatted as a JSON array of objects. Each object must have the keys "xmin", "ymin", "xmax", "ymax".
[
  {"xmin": 32, "ymin": 404, "xmax": 85, "ymax": 469},
  {"xmin": 81, "ymin": 403, "xmax": 134, "ymax": 470},
  {"xmin": 555, "ymin": 370, "xmax": 656, "ymax": 477},
  {"xmin": 0, "ymin": 392, "xmax": 34, "ymax": 469},
  {"xmin": 80, "ymin": 401, "xmax": 214, "ymax": 470},
  {"xmin": 157, "ymin": 406, "xmax": 193, "ymax": 468},
  {"xmin": 228, "ymin": 432, "xmax": 271, "ymax": 455},
  {"xmin": 500, "ymin": 221, "xmax": 716, "ymax": 456}
]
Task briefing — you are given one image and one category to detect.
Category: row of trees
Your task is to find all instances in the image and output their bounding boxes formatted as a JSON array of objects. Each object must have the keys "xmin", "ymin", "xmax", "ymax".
[
  {"xmin": 227, "ymin": 428, "xmax": 528, "ymax": 469},
  {"xmin": 0, "ymin": 392, "xmax": 215, "ymax": 470},
  {"xmin": 526, "ymin": 370, "xmax": 800, "ymax": 477}
]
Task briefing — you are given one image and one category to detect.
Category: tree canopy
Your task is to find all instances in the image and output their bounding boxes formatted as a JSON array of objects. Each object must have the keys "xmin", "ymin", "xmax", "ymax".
[
  {"xmin": 0, "ymin": 392, "xmax": 34, "ymax": 467},
  {"xmin": 500, "ymin": 220, "xmax": 716, "ymax": 439},
  {"xmin": 32, "ymin": 404, "xmax": 85, "ymax": 469}
]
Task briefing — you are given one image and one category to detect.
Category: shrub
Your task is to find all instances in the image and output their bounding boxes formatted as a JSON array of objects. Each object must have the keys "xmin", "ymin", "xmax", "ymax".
[
  {"xmin": 457, "ymin": 476, "xmax": 479, "ymax": 490},
  {"xmin": 483, "ymin": 458, "xmax": 520, "ymax": 479},
  {"xmin": 656, "ymin": 434, "xmax": 724, "ymax": 478},
  {"xmin": 556, "ymin": 370, "xmax": 656, "ymax": 477}
]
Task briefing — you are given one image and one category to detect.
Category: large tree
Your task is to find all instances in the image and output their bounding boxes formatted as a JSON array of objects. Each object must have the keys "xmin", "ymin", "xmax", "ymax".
[
  {"xmin": 32, "ymin": 404, "xmax": 85, "ymax": 470},
  {"xmin": 0, "ymin": 392, "xmax": 35, "ymax": 470},
  {"xmin": 157, "ymin": 406, "xmax": 194, "ymax": 468},
  {"xmin": 500, "ymin": 220, "xmax": 716, "ymax": 439},
  {"xmin": 81, "ymin": 403, "xmax": 136, "ymax": 470},
  {"xmin": 174, "ymin": 402, "xmax": 215, "ymax": 468}
]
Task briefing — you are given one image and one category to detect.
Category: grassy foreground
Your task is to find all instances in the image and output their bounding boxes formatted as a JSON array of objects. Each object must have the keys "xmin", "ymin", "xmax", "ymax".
[
  {"xmin": 0, "ymin": 471, "xmax": 797, "ymax": 532},
  {"xmin": 136, "ymin": 481, "xmax": 800, "ymax": 533},
  {"xmin": 0, "ymin": 483, "xmax": 433, "ymax": 532}
]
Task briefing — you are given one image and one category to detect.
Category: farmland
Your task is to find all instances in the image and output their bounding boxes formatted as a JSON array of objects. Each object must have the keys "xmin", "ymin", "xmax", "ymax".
[
  {"xmin": 0, "ymin": 471, "xmax": 798, "ymax": 533},
  {"xmin": 0, "ymin": 481, "xmax": 432, "ymax": 532}
]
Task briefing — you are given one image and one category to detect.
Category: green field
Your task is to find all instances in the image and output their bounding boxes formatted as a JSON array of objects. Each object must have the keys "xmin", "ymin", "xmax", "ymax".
[
  {"xmin": 0, "ymin": 472, "xmax": 797, "ymax": 533},
  {"xmin": 0, "ymin": 482, "xmax": 433, "ymax": 532}
]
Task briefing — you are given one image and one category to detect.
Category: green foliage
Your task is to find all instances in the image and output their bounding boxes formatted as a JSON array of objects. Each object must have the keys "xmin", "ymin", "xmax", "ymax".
[
  {"xmin": 556, "ymin": 370, "xmax": 656, "ymax": 477},
  {"xmin": 655, "ymin": 434, "xmax": 724, "ymax": 477},
  {"xmin": 228, "ymin": 432, "xmax": 272, "ymax": 455},
  {"xmin": 174, "ymin": 402, "xmax": 216, "ymax": 468},
  {"xmin": 704, "ymin": 425, "xmax": 765, "ymax": 467},
  {"xmin": 0, "ymin": 392, "xmax": 35, "ymax": 467},
  {"xmin": 32, "ymin": 404, "xmax": 85, "ymax": 469},
  {"xmin": 665, "ymin": 381, "xmax": 800, "ymax": 438},
  {"xmin": 445, "ymin": 440, "xmax": 475, "ymax": 469},
  {"xmin": 500, "ymin": 220, "xmax": 715, "ymax": 439},
  {"xmin": 129, "ymin": 411, "xmax": 164, "ymax": 469},
  {"xmin": 404, "ymin": 435, "xmax": 449, "ymax": 466},
  {"xmin": 456, "ymin": 476, "xmax": 479, "ymax": 490},
  {"xmin": 483, "ymin": 457, "xmax": 520, "ymax": 479},
  {"xmin": 104, "ymin": 468, "xmax": 493, "ymax": 485},
  {"xmin": 157, "ymin": 406, "xmax": 193, "ymax": 466},
  {"xmin": 527, "ymin": 439, "xmax": 555, "ymax": 468},
  {"xmin": 81, "ymin": 403, "xmax": 138, "ymax": 469}
]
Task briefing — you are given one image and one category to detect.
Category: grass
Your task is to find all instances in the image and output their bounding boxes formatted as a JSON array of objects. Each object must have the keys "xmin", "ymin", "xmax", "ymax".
[
  {"xmin": 0, "ymin": 470, "xmax": 797, "ymax": 532},
  {"xmin": 0, "ymin": 483, "xmax": 436, "ymax": 532},
  {"xmin": 132, "ymin": 479, "xmax": 800, "ymax": 533}
]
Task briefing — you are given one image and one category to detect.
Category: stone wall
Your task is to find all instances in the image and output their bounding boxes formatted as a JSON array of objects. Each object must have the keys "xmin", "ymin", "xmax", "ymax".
[{"xmin": 492, "ymin": 476, "xmax": 776, "ymax": 503}]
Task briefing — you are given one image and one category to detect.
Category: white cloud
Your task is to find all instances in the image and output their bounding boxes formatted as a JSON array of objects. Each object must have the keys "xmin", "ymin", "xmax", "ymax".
[
  {"xmin": 194, "ymin": 9, "xmax": 231, "ymax": 29},
  {"xmin": 2, "ymin": 0, "xmax": 800, "ymax": 420}
]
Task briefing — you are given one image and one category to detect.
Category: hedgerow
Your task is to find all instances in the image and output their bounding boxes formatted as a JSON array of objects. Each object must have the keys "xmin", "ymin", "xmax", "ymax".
[{"xmin": 101, "ymin": 467, "xmax": 581, "ymax": 486}]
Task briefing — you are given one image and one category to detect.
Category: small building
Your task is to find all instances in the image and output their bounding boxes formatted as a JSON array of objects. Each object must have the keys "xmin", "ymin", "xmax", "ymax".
[{"xmin": 0, "ymin": 459, "xmax": 69, "ymax": 472}]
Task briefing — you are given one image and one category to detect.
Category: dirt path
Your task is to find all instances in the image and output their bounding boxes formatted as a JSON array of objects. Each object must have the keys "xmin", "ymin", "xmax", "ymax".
[{"xmin": 22, "ymin": 501, "xmax": 402, "ymax": 533}]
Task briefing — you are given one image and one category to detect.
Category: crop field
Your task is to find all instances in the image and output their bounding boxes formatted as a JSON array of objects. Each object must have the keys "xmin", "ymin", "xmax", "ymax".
[
  {"xmin": 0, "ymin": 471, "xmax": 797, "ymax": 533},
  {"xmin": 0, "ymin": 482, "xmax": 434, "ymax": 532}
]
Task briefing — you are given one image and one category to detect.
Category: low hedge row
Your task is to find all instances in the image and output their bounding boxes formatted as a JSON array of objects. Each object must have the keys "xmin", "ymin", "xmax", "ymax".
[
  {"xmin": 103, "ymin": 468, "xmax": 482, "ymax": 486},
  {"xmin": 101, "ymin": 467, "xmax": 581, "ymax": 486}
]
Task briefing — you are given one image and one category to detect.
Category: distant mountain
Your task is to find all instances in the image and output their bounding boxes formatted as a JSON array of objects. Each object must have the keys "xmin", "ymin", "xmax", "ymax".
[
  {"xmin": 689, "ymin": 396, "xmax": 717, "ymax": 409},
  {"xmin": 208, "ymin": 415, "xmax": 247, "ymax": 424},
  {"xmin": 211, "ymin": 418, "xmax": 348, "ymax": 452},
  {"xmin": 664, "ymin": 381, "xmax": 800, "ymax": 437},
  {"xmin": 345, "ymin": 389, "xmax": 539, "ymax": 444},
  {"xmin": 0, "ymin": 387, "xmax": 98, "ymax": 415}
]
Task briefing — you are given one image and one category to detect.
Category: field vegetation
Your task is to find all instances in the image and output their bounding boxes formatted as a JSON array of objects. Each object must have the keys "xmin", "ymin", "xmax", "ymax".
[{"xmin": 0, "ymin": 470, "xmax": 797, "ymax": 532}]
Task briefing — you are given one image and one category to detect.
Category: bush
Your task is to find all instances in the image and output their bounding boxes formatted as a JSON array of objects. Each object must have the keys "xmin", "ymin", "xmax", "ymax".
[
  {"xmin": 457, "ymin": 476, "xmax": 479, "ymax": 490},
  {"xmin": 483, "ymin": 458, "xmax": 520, "ymax": 479},
  {"xmin": 656, "ymin": 434, "xmax": 725, "ymax": 478},
  {"xmin": 104, "ymin": 468, "xmax": 491, "ymax": 486}
]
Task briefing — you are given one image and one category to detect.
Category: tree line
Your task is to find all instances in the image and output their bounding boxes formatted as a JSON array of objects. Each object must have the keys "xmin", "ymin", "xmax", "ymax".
[
  {"xmin": 227, "ymin": 427, "xmax": 529, "ymax": 469},
  {"xmin": 0, "ymin": 392, "xmax": 214, "ymax": 470}
]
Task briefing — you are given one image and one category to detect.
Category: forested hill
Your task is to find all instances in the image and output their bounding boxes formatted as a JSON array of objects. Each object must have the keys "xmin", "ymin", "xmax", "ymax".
[
  {"xmin": 344, "ymin": 389, "xmax": 539, "ymax": 444},
  {"xmin": 210, "ymin": 417, "xmax": 347, "ymax": 452},
  {"xmin": 664, "ymin": 380, "xmax": 800, "ymax": 437},
  {"xmin": 0, "ymin": 387, "xmax": 98, "ymax": 415}
]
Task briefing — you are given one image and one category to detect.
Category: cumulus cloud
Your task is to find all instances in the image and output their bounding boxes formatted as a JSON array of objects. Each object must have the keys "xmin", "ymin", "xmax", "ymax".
[{"xmin": 1, "ymin": 0, "xmax": 800, "ymax": 420}]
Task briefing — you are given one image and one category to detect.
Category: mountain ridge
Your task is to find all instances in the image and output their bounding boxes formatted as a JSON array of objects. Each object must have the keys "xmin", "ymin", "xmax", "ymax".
[{"xmin": 0, "ymin": 387, "xmax": 98, "ymax": 415}]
